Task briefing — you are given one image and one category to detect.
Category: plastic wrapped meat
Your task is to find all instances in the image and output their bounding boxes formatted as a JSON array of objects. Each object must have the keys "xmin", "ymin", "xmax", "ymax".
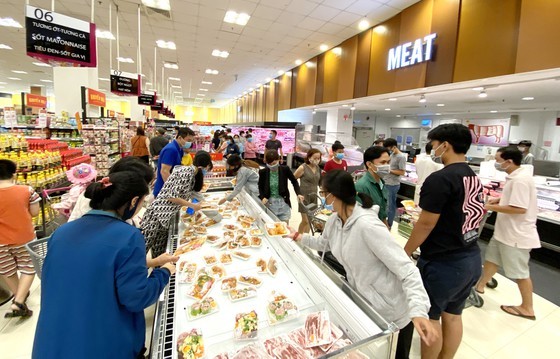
[
  {"xmin": 327, "ymin": 339, "xmax": 369, "ymax": 358},
  {"xmin": 319, "ymin": 323, "xmax": 344, "ymax": 352},
  {"xmin": 273, "ymin": 342, "xmax": 312, "ymax": 359},
  {"xmin": 304, "ymin": 311, "xmax": 332, "ymax": 348},
  {"xmin": 287, "ymin": 329, "xmax": 323, "ymax": 358},
  {"xmin": 231, "ymin": 344, "xmax": 272, "ymax": 359},
  {"xmin": 212, "ymin": 354, "xmax": 230, "ymax": 359},
  {"xmin": 263, "ymin": 336, "xmax": 287, "ymax": 357}
]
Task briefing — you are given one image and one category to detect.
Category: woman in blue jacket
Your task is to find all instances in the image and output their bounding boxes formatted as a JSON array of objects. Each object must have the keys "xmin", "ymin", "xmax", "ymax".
[{"xmin": 33, "ymin": 171, "xmax": 175, "ymax": 359}]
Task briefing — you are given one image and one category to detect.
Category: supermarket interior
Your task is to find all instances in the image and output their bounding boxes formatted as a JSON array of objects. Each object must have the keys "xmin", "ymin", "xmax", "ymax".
[{"xmin": 1, "ymin": 0, "xmax": 560, "ymax": 358}]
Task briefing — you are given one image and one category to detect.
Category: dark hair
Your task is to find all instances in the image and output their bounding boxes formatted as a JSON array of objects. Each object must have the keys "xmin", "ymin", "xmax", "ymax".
[
  {"xmin": 239, "ymin": 131, "xmax": 245, "ymax": 135},
  {"xmin": 427, "ymin": 124, "xmax": 472, "ymax": 154},
  {"xmin": 157, "ymin": 128, "xmax": 166, "ymax": 135},
  {"xmin": 246, "ymin": 134, "xmax": 252, "ymax": 139},
  {"xmin": 177, "ymin": 127, "xmax": 195, "ymax": 139},
  {"xmin": 305, "ymin": 148, "xmax": 322, "ymax": 164},
  {"xmin": 213, "ymin": 131, "xmax": 221, "ymax": 139},
  {"xmin": 264, "ymin": 149, "xmax": 280, "ymax": 163},
  {"xmin": 383, "ymin": 138, "xmax": 398, "ymax": 148},
  {"xmin": 87, "ymin": 171, "xmax": 149, "ymax": 211},
  {"xmin": 270, "ymin": 130, "xmax": 277, "ymax": 136},
  {"xmin": 233, "ymin": 134, "xmax": 240, "ymax": 138},
  {"xmin": 321, "ymin": 170, "xmax": 373, "ymax": 211},
  {"xmin": 193, "ymin": 151, "xmax": 212, "ymax": 192},
  {"xmin": 425, "ymin": 142, "xmax": 433, "ymax": 153},
  {"xmin": 227, "ymin": 155, "xmax": 259, "ymax": 171},
  {"xmin": 0, "ymin": 159, "xmax": 17, "ymax": 180},
  {"xmin": 497, "ymin": 146, "xmax": 522, "ymax": 166},
  {"xmin": 373, "ymin": 139, "xmax": 384, "ymax": 146},
  {"xmin": 226, "ymin": 128, "xmax": 232, "ymax": 133},
  {"xmin": 226, "ymin": 135, "xmax": 234, "ymax": 142},
  {"xmin": 109, "ymin": 156, "xmax": 154, "ymax": 184},
  {"xmin": 174, "ymin": 126, "xmax": 180, "ymax": 131},
  {"xmin": 248, "ymin": 128, "xmax": 253, "ymax": 132},
  {"xmin": 332, "ymin": 142, "xmax": 345, "ymax": 152},
  {"xmin": 364, "ymin": 146, "xmax": 389, "ymax": 164},
  {"xmin": 518, "ymin": 140, "xmax": 532, "ymax": 148},
  {"xmin": 136, "ymin": 126, "xmax": 145, "ymax": 136}
]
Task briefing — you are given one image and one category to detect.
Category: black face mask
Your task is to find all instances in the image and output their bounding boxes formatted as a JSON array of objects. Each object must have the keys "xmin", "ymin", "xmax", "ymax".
[{"xmin": 121, "ymin": 199, "xmax": 140, "ymax": 222}]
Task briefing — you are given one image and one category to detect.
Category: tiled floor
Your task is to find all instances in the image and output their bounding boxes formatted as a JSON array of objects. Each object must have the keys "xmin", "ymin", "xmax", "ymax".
[{"xmin": 1, "ymin": 191, "xmax": 560, "ymax": 358}]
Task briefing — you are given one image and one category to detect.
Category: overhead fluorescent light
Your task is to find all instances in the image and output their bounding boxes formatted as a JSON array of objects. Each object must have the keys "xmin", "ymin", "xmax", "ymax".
[
  {"xmin": 295, "ymin": 59, "xmax": 302, "ymax": 66},
  {"xmin": 205, "ymin": 69, "xmax": 219, "ymax": 75},
  {"xmin": 168, "ymin": 77, "xmax": 180, "ymax": 81},
  {"xmin": 388, "ymin": 98, "xmax": 397, "ymax": 101},
  {"xmin": 490, "ymin": 110, "xmax": 498, "ymax": 113},
  {"xmin": 385, "ymin": 108, "xmax": 391, "ymax": 111},
  {"xmin": 243, "ymin": 91, "xmax": 247, "ymax": 95},
  {"xmin": 33, "ymin": 62, "xmax": 51, "ymax": 67},
  {"xmin": 396, "ymin": 115, "xmax": 401, "ymax": 117},
  {"xmin": 224, "ymin": 10, "xmax": 250, "ymax": 26},
  {"xmin": 7, "ymin": 77, "xmax": 21, "ymax": 80},
  {"xmin": 256, "ymin": 83, "xmax": 261, "ymax": 87},
  {"xmin": 142, "ymin": 0, "xmax": 171, "ymax": 11},
  {"xmin": 201, "ymin": 81, "xmax": 212, "ymax": 85},
  {"xmin": 170, "ymin": 85, "xmax": 181, "ymax": 88},
  {"xmin": 419, "ymin": 94, "xmax": 426, "ymax": 103},
  {"xmin": 478, "ymin": 90, "xmax": 488, "ymax": 98},
  {"xmin": 40, "ymin": 79, "xmax": 53, "ymax": 83},
  {"xmin": 96, "ymin": 29, "xmax": 115, "ymax": 40},
  {"xmin": 437, "ymin": 103, "xmax": 445, "ymax": 107},
  {"xmin": 164, "ymin": 62, "xmax": 179, "ymax": 69},
  {"xmin": 332, "ymin": 47, "xmax": 342, "ymax": 56},
  {"xmin": 197, "ymin": 94, "xmax": 206, "ymax": 96},
  {"xmin": 373, "ymin": 25, "xmax": 387, "ymax": 34},
  {"xmin": 0, "ymin": 18, "xmax": 23, "ymax": 28},
  {"xmin": 342, "ymin": 104, "xmax": 349, "ymax": 107},
  {"xmin": 305, "ymin": 61, "xmax": 315, "ymax": 68},
  {"xmin": 117, "ymin": 57, "xmax": 134, "ymax": 63},
  {"xmin": 31, "ymin": 84, "xmax": 44, "ymax": 87},
  {"xmin": 199, "ymin": 88, "xmax": 208, "ymax": 91},
  {"xmin": 156, "ymin": 40, "xmax": 176, "ymax": 49},
  {"xmin": 212, "ymin": 49, "xmax": 229, "ymax": 58},
  {"xmin": 319, "ymin": 44, "xmax": 328, "ymax": 51},
  {"xmin": 274, "ymin": 79, "xmax": 280, "ymax": 83},
  {"xmin": 472, "ymin": 87, "xmax": 484, "ymax": 91},
  {"xmin": 145, "ymin": 82, "xmax": 152, "ymax": 86},
  {"xmin": 358, "ymin": 19, "xmax": 370, "ymax": 31},
  {"xmin": 350, "ymin": 106, "xmax": 356, "ymax": 111},
  {"xmin": 522, "ymin": 97, "xmax": 534, "ymax": 101},
  {"xmin": 265, "ymin": 77, "xmax": 271, "ymax": 82},
  {"xmin": 12, "ymin": 70, "xmax": 27, "ymax": 74},
  {"xmin": 248, "ymin": 88, "xmax": 254, "ymax": 91},
  {"xmin": 0, "ymin": 44, "xmax": 12, "ymax": 50},
  {"xmin": 277, "ymin": 70, "xmax": 285, "ymax": 76},
  {"xmin": 99, "ymin": 78, "xmax": 110, "ymax": 81},
  {"xmin": 0, "ymin": 82, "xmax": 6, "ymax": 84}
]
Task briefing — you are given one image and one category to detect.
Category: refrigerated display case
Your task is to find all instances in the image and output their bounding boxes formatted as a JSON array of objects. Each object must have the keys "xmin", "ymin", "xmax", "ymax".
[{"xmin": 150, "ymin": 190, "xmax": 397, "ymax": 359}]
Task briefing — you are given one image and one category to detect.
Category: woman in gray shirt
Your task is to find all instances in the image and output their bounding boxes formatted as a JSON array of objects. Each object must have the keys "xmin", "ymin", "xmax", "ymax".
[{"xmin": 218, "ymin": 154, "xmax": 260, "ymax": 204}]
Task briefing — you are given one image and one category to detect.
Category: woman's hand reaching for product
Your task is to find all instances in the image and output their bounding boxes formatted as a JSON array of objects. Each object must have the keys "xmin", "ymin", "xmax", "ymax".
[
  {"xmin": 412, "ymin": 317, "xmax": 438, "ymax": 346},
  {"xmin": 486, "ymin": 197, "xmax": 500, "ymax": 205},
  {"xmin": 261, "ymin": 198, "xmax": 269, "ymax": 205},
  {"xmin": 189, "ymin": 202, "xmax": 202, "ymax": 211},
  {"xmin": 161, "ymin": 262, "xmax": 176, "ymax": 276},
  {"xmin": 154, "ymin": 253, "xmax": 179, "ymax": 267},
  {"xmin": 285, "ymin": 226, "xmax": 301, "ymax": 241},
  {"xmin": 218, "ymin": 198, "xmax": 227, "ymax": 205},
  {"xmin": 297, "ymin": 195, "xmax": 305, "ymax": 203}
]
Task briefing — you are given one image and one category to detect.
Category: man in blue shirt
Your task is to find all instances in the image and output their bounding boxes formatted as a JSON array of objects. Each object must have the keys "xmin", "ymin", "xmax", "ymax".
[{"xmin": 153, "ymin": 127, "xmax": 195, "ymax": 197}]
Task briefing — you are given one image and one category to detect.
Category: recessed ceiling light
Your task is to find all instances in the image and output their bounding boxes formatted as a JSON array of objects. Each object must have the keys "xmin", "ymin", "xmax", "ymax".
[
  {"xmin": 396, "ymin": 115, "xmax": 401, "ymax": 117},
  {"xmin": 419, "ymin": 95, "xmax": 426, "ymax": 103},
  {"xmin": 117, "ymin": 57, "xmax": 134, "ymax": 63},
  {"xmin": 373, "ymin": 25, "xmax": 387, "ymax": 34},
  {"xmin": 472, "ymin": 87, "xmax": 484, "ymax": 91},
  {"xmin": 201, "ymin": 81, "xmax": 212, "ymax": 85},
  {"xmin": 7, "ymin": 77, "xmax": 21, "ymax": 80},
  {"xmin": 212, "ymin": 49, "xmax": 229, "ymax": 58},
  {"xmin": 168, "ymin": 77, "xmax": 180, "ymax": 81},
  {"xmin": 0, "ymin": 82, "xmax": 6, "ymax": 84},
  {"xmin": 197, "ymin": 94, "xmax": 206, "ymax": 96},
  {"xmin": 350, "ymin": 105, "xmax": 356, "ymax": 111},
  {"xmin": 31, "ymin": 84, "xmax": 44, "ymax": 87},
  {"xmin": 385, "ymin": 108, "xmax": 391, "ymax": 111},
  {"xmin": 156, "ymin": 40, "xmax": 176, "ymax": 49},
  {"xmin": 40, "ymin": 79, "xmax": 53, "ymax": 83},
  {"xmin": 435, "ymin": 113, "xmax": 441, "ymax": 115},
  {"xmin": 522, "ymin": 97, "xmax": 534, "ymax": 101},
  {"xmin": 0, "ymin": 18, "xmax": 23, "ymax": 28},
  {"xmin": 388, "ymin": 98, "xmax": 397, "ymax": 101},
  {"xmin": 265, "ymin": 77, "xmax": 271, "ymax": 82},
  {"xmin": 248, "ymin": 88, "xmax": 254, "ymax": 91},
  {"xmin": 224, "ymin": 10, "xmax": 250, "ymax": 26},
  {"xmin": 0, "ymin": 44, "xmax": 12, "ymax": 50},
  {"xmin": 319, "ymin": 44, "xmax": 328, "ymax": 51},
  {"xmin": 12, "ymin": 70, "xmax": 27, "ymax": 74},
  {"xmin": 342, "ymin": 104, "xmax": 349, "ymax": 107},
  {"xmin": 295, "ymin": 59, "xmax": 302, "ymax": 66},
  {"xmin": 33, "ymin": 62, "xmax": 51, "ymax": 67},
  {"xmin": 437, "ymin": 103, "xmax": 445, "ymax": 107},
  {"xmin": 142, "ymin": 0, "xmax": 170, "ymax": 11},
  {"xmin": 199, "ymin": 88, "xmax": 208, "ymax": 91},
  {"xmin": 358, "ymin": 19, "xmax": 370, "ymax": 31},
  {"xmin": 332, "ymin": 47, "xmax": 342, "ymax": 56},
  {"xmin": 490, "ymin": 110, "xmax": 498, "ymax": 113},
  {"xmin": 99, "ymin": 78, "xmax": 110, "ymax": 81},
  {"xmin": 170, "ymin": 85, "xmax": 181, "ymax": 88},
  {"xmin": 277, "ymin": 70, "xmax": 285, "ymax": 76},
  {"xmin": 478, "ymin": 90, "xmax": 488, "ymax": 98},
  {"xmin": 274, "ymin": 79, "xmax": 280, "ymax": 83},
  {"xmin": 96, "ymin": 29, "xmax": 115, "ymax": 40},
  {"xmin": 243, "ymin": 91, "xmax": 247, "ymax": 95},
  {"xmin": 205, "ymin": 69, "xmax": 219, "ymax": 75},
  {"xmin": 164, "ymin": 62, "xmax": 179, "ymax": 69}
]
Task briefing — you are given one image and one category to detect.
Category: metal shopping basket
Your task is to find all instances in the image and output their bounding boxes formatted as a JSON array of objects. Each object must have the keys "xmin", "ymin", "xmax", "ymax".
[{"xmin": 25, "ymin": 237, "xmax": 50, "ymax": 280}]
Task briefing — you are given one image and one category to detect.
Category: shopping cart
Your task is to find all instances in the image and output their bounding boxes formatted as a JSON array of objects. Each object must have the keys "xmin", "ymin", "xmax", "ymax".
[
  {"xmin": 25, "ymin": 237, "xmax": 49, "ymax": 280},
  {"xmin": 38, "ymin": 186, "xmax": 72, "ymax": 237}
]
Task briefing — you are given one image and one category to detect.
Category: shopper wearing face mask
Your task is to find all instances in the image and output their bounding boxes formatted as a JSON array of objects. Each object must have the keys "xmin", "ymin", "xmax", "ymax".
[
  {"xmin": 323, "ymin": 142, "xmax": 348, "ymax": 173},
  {"xmin": 404, "ymin": 124, "xmax": 485, "ymax": 359},
  {"xmin": 259, "ymin": 150, "xmax": 304, "ymax": 224},
  {"xmin": 382, "ymin": 138, "xmax": 406, "ymax": 228},
  {"xmin": 294, "ymin": 149, "xmax": 322, "ymax": 233},
  {"xmin": 517, "ymin": 140, "xmax": 534, "ymax": 165},
  {"xmin": 355, "ymin": 146, "xmax": 391, "ymax": 227},
  {"xmin": 218, "ymin": 154, "xmax": 260, "ymax": 205},
  {"xmin": 244, "ymin": 134, "xmax": 257, "ymax": 160},
  {"xmin": 154, "ymin": 127, "xmax": 196, "ymax": 197},
  {"xmin": 474, "ymin": 146, "xmax": 539, "ymax": 321},
  {"xmin": 290, "ymin": 170, "xmax": 436, "ymax": 359},
  {"xmin": 33, "ymin": 171, "xmax": 175, "ymax": 359},
  {"xmin": 265, "ymin": 130, "xmax": 284, "ymax": 164},
  {"xmin": 142, "ymin": 151, "xmax": 213, "ymax": 257},
  {"xmin": 234, "ymin": 134, "xmax": 244, "ymax": 158},
  {"xmin": 414, "ymin": 143, "xmax": 444, "ymax": 205},
  {"xmin": 225, "ymin": 135, "xmax": 240, "ymax": 158}
]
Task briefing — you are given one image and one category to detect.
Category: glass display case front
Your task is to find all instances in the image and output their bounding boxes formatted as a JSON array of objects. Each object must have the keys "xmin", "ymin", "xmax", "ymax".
[
  {"xmin": 296, "ymin": 131, "xmax": 363, "ymax": 168},
  {"xmin": 150, "ymin": 190, "xmax": 397, "ymax": 359}
]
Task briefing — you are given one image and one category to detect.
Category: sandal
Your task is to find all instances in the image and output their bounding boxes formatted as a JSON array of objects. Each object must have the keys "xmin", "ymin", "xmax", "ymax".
[{"xmin": 4, "ymin": 301, "xmax": 33, "ymax": 318}]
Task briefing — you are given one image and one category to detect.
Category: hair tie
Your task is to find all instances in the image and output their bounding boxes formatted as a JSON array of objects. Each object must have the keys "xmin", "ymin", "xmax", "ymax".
[{"xmin": 100, "ymin": 177, "xmax": 113, "ymax": 188}]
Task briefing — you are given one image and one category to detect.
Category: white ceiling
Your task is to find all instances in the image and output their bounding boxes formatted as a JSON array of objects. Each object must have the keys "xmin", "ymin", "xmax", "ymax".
[
  {"xmin": 0, "ymin": 0, "xmax": 419, "ymax": 107},
  {"xmin": 304, "ymin": 68, "xmax": 560, "ymax": 119}
]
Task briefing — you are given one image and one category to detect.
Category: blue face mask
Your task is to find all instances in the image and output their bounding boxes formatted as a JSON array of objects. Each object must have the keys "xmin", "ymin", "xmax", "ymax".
[
  {"xmin": 121, "ymin": 199, "xmax": 140, "ymax": 222},
  {"xmin": 319, "ymin": 195, "xmax": 334, "ymax": 211},
  {"xmin": 247, "ymin": 138, "xmax": 253, "ymax": 142},
  {"xmin": 183, "ymin": 141, "xmax": 192, "ymax": 149},
  {"xmin": 335, "ymin": 153, "xmax": 344, "ymax": 160},
  {"xmin": 269, "ymin": 134, "xmax": 274, "ymax": 139},
  {"xmin": 201, "ymin": 168, "xmax": 208, "ymax": 176}
]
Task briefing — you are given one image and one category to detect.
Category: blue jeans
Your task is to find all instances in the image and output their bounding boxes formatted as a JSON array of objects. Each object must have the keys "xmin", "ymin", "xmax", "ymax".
[{"xmin": 386, "ymin": 184, "xmax": 400, "ymax": 228}]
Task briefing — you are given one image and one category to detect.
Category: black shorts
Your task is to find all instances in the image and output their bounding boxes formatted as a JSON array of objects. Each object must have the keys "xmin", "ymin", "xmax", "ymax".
[{"xmin": 418, "ymin": 248, "xmax": 481, "ymax": 320}]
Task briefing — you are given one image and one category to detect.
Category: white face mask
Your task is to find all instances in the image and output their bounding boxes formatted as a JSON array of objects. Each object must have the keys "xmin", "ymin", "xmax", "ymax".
[
  {"xmin": 374, "ymin": 164, "xmax": 390, "ymax": 176},
  {"xmin": 430, "ymin": 143, "xmax": 445, "ymax": 164},
  {"xmin": 310, "ymin": 158, "xmax": 320, "ymax": 166}
]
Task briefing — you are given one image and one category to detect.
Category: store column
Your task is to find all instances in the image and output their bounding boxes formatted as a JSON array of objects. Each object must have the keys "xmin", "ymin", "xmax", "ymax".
[
  {"xmin": 53, "ymin": 67, "xmax": 99, "ymax": 117},
  {"xmin": 325, "ymin": 108, "xmax": 354, "ymax": 144}
]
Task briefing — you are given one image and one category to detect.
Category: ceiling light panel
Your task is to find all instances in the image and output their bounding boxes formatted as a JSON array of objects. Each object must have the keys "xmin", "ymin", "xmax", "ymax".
[
  {"xmin": 12, "ymin": 70, "xmax": 27, "ymax": 74},
  {"xmin": 117, "ymin": 57, "xmax": 134, "ymax": 63},
  {"xmin": 7, "ymin": 77, "xmax": 21, "ymax": 80},
  {"xmin": 33, "ymin": 62, "xmax": 51, "ymax": 67},
  {"xmin": 224, "ymin": 11, "xmax": 251, "ymax": 26},
  {"xmin": 96, "ymin": 29, "xmax": 115, "ymax": 40},
  {"xmin": 0, "ymin": 18, "xmax": 22, "ymax": 28},
  {"xmin": 199, "ymin": 88, "xmax": 208, "ymax": 91},
  {"xmin": 142, "ymin": 0, "xmax": 171, "ymax": 11},
  {"xmin": 168, "ymin": 77, "xmax": 181, "ymax": 81},
  {"xmin": 201, "ymin": 81, "xmax": 212, "ymax": 85},
  {"xmin": 358, "ymin": 19, "xmax": 370, "ymax": 31},
  {"xmin": 40, "ymin": 79, "xmax": 53, "ymax": 83},
  {"xmin": 0, "ymin": 44, "xmax": 12, "ymax": 50},
  {"xmin": 205, "ymin": 69, "xmax": 219, "ymax": 75},
  {"xmin": 164, "ymin": 62, "xmax": 179, "ymax": 69},
  {"xmin": 212, "ymin": 49, "xmax": 229, "ymax": 58},
  {"xmin": 156, "ymin": 40, "xmax": 176, "ymax": 49}
]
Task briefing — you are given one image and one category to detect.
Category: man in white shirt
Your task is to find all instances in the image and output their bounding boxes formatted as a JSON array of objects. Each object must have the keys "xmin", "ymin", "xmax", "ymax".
[
  {"xmin": 475, "ymin": 146, "xmax": 540, "ymax": 320},
  {"xmin": 414, "ymin": 143, "xmax": 444, "ymax": 205}
]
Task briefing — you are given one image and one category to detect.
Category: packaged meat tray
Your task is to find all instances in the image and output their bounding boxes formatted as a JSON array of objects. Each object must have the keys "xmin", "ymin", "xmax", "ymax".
[
  {"xmin": 186, "ymin": 297, "xmax": 219, "ymax": 320},
  {"xmin": 304, "ymin": 311, "xmax": 332, "ymax": 348}
]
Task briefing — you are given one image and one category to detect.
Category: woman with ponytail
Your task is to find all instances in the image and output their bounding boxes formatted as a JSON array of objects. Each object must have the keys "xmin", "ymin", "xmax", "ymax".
[
  {"xmin": 33, "ymin": 171, "xmax": 174, "ymax": 359},
  {"xmin": 218, "ymin": 154, "xmax": 260, "ymax": 204},
  {"xmin": 290, "ymin": 170, "xmax": 436, "ymax": 359},
  {"xmin": 142, "ymin": 151, "xmax": 213, "ymax": 258}
]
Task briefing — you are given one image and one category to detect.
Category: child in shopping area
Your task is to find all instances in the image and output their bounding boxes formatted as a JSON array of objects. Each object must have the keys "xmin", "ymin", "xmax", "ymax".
[
  {"xmin": 258, "ymin": 150, "xmax": 304, "ymax": 224},
  {"xmin": 52, "ymin": 163, "xmax": 97, "ymax": 218},
  {"xmin": 0, "ymin": 159, "xmax": 41, "ymax": 318},
  {"xmin": 323, "ymin": 141, "xmax": 348, "ymax": 172}
]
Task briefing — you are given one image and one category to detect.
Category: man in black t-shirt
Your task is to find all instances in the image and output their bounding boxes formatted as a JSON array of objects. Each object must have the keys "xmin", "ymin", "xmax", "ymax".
[
  {"xmin": 405, "ymin": 124, "xmax": 484, "ymax": 359},
  {"xmin": 265, "ymin": 130, "xmax": 284, "ymax": 164}
]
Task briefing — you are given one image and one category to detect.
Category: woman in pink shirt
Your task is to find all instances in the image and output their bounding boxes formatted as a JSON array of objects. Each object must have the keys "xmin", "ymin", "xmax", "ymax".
[{"xmin": 244, "ymin": 134, "xmax": 257, "ymax": 159}]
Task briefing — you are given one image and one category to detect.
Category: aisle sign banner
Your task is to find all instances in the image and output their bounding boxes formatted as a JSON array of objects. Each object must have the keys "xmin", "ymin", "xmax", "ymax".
[
  {"xmin": 25, "ymin": 5, "xmax": 97, "ymax": 67},
  {"xmin": 110, "ymin": 70, "xmax": 141, "ymax": 96},
  {"xmin": 26, "ymin": 94, "xmax": 47, "ymax": 108},
  {"xmin": 87, "ymin": 88, "xmax": 106, "ymax": 107},
  {"xmin": 151, "ymin": 100, "xmax": 164, "ymax": 111},
  {"xmin": 38, "ymin": 109, "xmax": 48, "ymax": 127},
  {"xmin": 138, "ymin": 92, "xmax": 156, "ymax": 105},
  {"xmin": 3, "ymin": 107, "xmax": 17, "ymax": 127}
]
